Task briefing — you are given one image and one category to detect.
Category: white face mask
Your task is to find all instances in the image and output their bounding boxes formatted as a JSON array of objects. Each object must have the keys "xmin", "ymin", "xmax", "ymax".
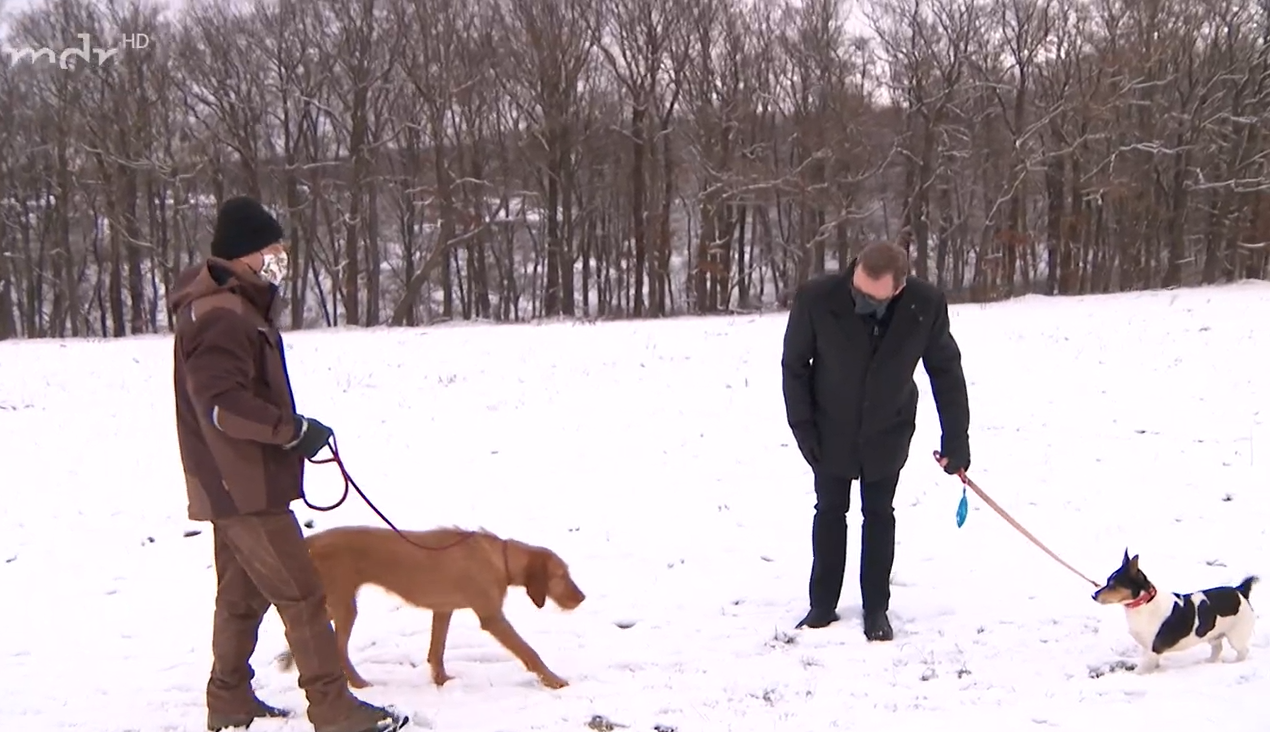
[{"xmin": 259, "ymin": 251, "xmax": 288, "ymax": 287}]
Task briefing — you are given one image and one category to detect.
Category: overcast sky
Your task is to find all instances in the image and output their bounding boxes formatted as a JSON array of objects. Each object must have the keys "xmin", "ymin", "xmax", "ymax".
[{"xmin": 2, "ymin": 0, "xmax": 189, "ymax": 42}]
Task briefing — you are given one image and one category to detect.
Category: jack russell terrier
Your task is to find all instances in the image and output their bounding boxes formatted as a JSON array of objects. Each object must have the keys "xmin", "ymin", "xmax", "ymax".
[{"xmin": 1093, "ymin": 550, "xmax": 1257, "ymax": 673}]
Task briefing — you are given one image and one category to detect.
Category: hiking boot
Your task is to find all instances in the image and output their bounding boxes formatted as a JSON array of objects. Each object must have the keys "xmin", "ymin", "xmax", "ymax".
[
  {"xmin": 315, "ymin": 700, "xmax": 410, "ymax": 732},
  {"xmin": 795, "ymin": 607, "xmax": 840, "ymax": 629},
  {"xmin": 863, "ymin": 611, "xmax": 893, "ymax": 641},
  {"xmin": 207, "ymin": 699, "xmax": 291, "ymax": 731}
]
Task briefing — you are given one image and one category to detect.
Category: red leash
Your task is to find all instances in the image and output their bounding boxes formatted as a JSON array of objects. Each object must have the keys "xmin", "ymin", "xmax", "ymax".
[
  {"xmin": 303, "ymin": 435, "xmax": 476, "ymax": 552},
  {"xmin": 933, "ymin": 450, "xmax": 1099, "ymax": 587}
]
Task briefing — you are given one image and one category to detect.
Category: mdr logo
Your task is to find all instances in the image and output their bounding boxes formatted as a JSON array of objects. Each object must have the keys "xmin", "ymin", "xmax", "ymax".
[{"xmin": 3, "ymin": 31, "xmax": 150, "ymax": 68}]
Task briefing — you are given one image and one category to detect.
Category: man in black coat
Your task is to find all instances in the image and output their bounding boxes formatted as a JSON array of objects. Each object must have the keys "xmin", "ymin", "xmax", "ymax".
[{"xmin": 781, "ymin": 237, "xmax": 970, "ymax": 640}]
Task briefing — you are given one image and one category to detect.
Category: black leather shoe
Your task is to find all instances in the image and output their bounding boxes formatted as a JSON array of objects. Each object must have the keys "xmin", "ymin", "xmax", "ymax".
[
  {"xmin": 795, "ymin": 607, "xmax": 840, "ymax": 629},
  {"xmin": 863, "ymin": 612, "xmax": 893, "ymax": 641}
]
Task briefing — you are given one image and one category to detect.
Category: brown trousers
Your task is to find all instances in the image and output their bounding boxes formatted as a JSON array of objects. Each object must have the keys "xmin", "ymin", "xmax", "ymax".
[{"xmin": 208, "ymin": 509, "xmax": 358, "ymax": 727}]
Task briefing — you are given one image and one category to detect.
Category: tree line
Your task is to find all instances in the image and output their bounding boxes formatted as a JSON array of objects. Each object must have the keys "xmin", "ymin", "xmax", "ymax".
[{"xmin": 1, "ymin": 0, "xmax": 1267, "ymax": 339}]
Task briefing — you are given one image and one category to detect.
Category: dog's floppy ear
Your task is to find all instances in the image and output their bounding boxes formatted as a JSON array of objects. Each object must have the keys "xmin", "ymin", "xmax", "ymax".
[{"xmin": 525, "ymin": 550, "xmax": 548, "ymax": 609}]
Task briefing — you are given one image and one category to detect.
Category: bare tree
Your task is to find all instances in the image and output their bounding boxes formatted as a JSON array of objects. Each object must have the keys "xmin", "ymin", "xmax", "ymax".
[{"xmin": 500, "ymin": 0, "xmax": 596, "ymax": 317}]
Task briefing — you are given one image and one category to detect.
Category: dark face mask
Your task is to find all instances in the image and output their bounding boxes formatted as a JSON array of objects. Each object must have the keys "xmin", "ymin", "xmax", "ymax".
[{"xmin": 852, "ymin": 286, "xmax": 891, "ymax": 317}]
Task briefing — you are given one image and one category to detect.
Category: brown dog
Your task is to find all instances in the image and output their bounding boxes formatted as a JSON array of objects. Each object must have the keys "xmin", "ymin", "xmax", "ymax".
[{"xmin": 276, "ymin": 525, "xmax": 586, "ymax": 689}]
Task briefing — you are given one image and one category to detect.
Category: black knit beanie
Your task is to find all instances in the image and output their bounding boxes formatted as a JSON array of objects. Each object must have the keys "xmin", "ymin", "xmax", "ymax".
[{"xmin": 210, "ymin": 196, "xmax": 284, "ymax": 261}]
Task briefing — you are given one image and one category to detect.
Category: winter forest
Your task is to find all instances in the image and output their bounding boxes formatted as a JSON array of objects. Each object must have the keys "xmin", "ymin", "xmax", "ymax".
[{"xmin": 1, "ymin": 0, "xmax": 1268, "ymax": 339}]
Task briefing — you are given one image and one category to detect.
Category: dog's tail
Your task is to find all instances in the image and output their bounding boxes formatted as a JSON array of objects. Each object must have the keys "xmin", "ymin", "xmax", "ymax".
[
  {"xmin": 274, "ymin": 648, "xmax": 296, "ymax": 671},
  {"xmin": 1236, "ymin": 575, "xmax": 1259, "ymax": 600}
]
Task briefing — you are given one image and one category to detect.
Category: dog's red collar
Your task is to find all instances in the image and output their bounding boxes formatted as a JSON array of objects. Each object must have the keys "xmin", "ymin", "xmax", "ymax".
[{"xmin": 1125, "ymin": 586, "xmax": 1157, "ymax": 609}]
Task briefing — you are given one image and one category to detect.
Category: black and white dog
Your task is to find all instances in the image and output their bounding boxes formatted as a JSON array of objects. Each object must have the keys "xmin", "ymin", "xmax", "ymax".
[{"xmin": 1093, "ymin": 550, "xmax": 1257, "ymax": 673}]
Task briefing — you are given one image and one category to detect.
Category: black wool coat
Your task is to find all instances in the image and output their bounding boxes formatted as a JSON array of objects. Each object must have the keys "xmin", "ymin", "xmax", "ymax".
[{"xmin": 781, "ymin": 261, "xmax": 970, "ymax": 481}]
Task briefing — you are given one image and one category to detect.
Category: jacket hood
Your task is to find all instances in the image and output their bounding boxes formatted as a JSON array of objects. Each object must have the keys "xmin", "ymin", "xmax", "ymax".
[
  {"xmin": 168, "ymin": 258, "xmax": 277, "ymax": 320},
  {"xmin": 168, "ymin": 261, "xmax": 218, "ymax": 316}
]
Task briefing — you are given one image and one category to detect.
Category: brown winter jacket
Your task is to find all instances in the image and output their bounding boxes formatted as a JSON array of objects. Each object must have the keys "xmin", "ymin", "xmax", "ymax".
[{"xmin": 169, "ymin": 257, "xmax": 306, "ymax": 521}]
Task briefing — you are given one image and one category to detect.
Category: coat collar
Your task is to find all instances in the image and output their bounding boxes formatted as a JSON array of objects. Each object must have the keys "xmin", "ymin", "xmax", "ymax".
[
  {"xmin": 207, "ymin": 258, "xmax": 280, "ymax": 324},
  {"xmin": 826, "ymin": 259, "xmax": 922, "ymax": 356}
]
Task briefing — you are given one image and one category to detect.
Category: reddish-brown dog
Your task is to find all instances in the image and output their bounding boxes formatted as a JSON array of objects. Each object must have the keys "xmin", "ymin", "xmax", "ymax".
[{"xmin": 276, "ymin": 525, "xmax": 586, "ymax": 689}]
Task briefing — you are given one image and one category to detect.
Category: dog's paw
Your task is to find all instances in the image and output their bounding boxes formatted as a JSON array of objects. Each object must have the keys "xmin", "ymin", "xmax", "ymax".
[
  {"xmin": 432, "ymin": 671, "xmax": 454, "ymax": 687},
  {"xmin": 539, "ymin": 673, "xmax": 569, "ymax": 689},
  {"xmin": 347, "ymin": 675, "xmax": 372, "ymax": 689}
]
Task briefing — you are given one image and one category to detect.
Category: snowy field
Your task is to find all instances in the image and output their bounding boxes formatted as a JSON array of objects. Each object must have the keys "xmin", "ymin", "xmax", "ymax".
[{"xmin": 1, "ymin": 282, "xmax": 1268, "ymax": 732}]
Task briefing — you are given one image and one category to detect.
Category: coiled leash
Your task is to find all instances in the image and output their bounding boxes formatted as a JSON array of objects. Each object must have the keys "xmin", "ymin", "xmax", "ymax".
[
  {"xmin": 934, "ymin": 450, "xmax": 1099, "ymax": 587},
  {"xmin": 301, "ymin": 434, "xmax": 478, "ymax": 553}
]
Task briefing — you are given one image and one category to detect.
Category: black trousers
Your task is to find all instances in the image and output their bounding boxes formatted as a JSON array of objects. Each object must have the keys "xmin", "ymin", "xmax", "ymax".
[{"xmin": 809, "ymin": 472, "xmax": 900, "ymax": 615}]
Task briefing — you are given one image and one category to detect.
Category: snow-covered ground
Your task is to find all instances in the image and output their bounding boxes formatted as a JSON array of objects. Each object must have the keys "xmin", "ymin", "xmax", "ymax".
[{"xmin": 2, "ymin": 282, "xmax": 1268, "ymax": 731}]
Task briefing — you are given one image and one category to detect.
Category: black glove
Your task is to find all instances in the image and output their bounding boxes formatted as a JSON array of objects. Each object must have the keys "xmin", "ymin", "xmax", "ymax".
[
  {"xmin": 939, "ymin": 438, "xmax": 970, "ymax": 475},
  {"xmin": 287, "ymin": 415, "xmax": 333, "ymax": 459},
  {"xmin": 794, "ymin": 430, "xmax": 820, "ymax": 468}
]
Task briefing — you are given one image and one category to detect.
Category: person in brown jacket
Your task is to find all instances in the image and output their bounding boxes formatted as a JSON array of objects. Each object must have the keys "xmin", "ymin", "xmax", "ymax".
[{"xmin": 169, "ymin": 196, "xmax": 409, "ymax": 732}]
